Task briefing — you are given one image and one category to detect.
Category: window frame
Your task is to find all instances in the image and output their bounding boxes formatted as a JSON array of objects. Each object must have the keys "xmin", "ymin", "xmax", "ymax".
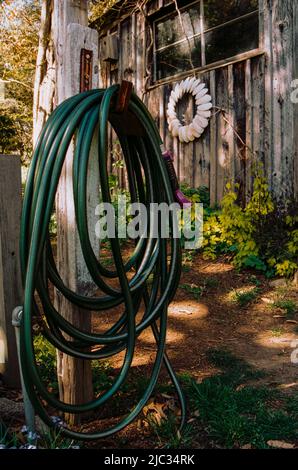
[{"xmin": 152, "ymin": 0, "xmax": 261, "ymax": 83}]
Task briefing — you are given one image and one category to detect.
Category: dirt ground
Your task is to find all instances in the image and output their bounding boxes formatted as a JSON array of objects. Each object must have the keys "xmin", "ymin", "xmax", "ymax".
[
  {"xmin": 92, "ymin": 254, "xmax": 298, "ymax": 389},
  {"xmin": 85, "ymin": 253, "xmax": 298, "ymax": 448},
  {"xmin": 1, "ymin": 252, "xmax": 298, "ymax": 448}
]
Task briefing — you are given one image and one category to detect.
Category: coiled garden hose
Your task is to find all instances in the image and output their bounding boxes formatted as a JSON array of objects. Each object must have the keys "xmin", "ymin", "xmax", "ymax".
[{"xmin": 20, "ymin": 85, "xmax": 186, "ymax": 440}]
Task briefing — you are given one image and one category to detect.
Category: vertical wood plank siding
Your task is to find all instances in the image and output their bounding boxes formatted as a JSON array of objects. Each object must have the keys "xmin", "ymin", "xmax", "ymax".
[{"xmin": 98, "ymin": 0, "xmax": 297, "ymax": 203}]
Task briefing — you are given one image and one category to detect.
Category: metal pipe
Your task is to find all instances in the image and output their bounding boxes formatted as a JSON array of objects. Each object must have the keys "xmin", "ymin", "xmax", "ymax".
[{"xmin": 12, "ymin": 306, "xmax": 36, "ymax": 444}]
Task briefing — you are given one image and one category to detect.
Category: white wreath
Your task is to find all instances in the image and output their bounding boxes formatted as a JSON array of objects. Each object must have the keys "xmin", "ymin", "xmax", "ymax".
[{"xmin": 167, "ymin": 77, "xmax": 212, "ymax": 143}]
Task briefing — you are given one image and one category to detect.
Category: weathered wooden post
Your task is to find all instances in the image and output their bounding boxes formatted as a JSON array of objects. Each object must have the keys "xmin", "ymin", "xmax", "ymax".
[
  {"xmin": 53, "ymin": 1, "xmax": 99, "ymax": 423},
  {"xmin": 33, "ymin": 0, "xmax": 99, "ymax": 423},
  {"xmin": 0, "ymin": 155, "xmax": 22, "ymax": 387}
]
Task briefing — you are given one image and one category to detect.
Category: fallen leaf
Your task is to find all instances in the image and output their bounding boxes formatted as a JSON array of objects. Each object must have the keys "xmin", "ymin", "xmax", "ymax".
[
  {"xmin": 236, "ymin": 384, "xmax": 246, "ymax": 391},
  {"xmin": 137, "ymin": 419, "xmax": 142, "ymax": 430},
  {"xmin": 161, "ymin": 393, "xmax": 172, "ymax": 400},
  {"xmin": 262, "ymin": 297, "xmax": 274, "ymax": 304},
  {"xmin": 187, "ymin": 418, "xmax": 196, "ymax": 423},
  {"xmin": 241, "ymin": 444, "xmax": 252, "ymax": 449},
  {"xmin": 143, "ymin": 401, "xmax": 167, "ymax": 426},
  {"xmin": 267, "ymin": 440, "xmax": 295, "ymax": 449}
]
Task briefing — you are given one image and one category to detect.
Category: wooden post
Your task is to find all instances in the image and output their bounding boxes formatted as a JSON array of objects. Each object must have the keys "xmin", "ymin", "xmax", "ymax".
[
  {"xmin": 34, "ymin": 0, "xmax": 99, "ymax": 423},
  {"xmin": 0, "ymin": 155, "xmax": 22, "ymax": 388},
  {"xmin": 33, "ymin": 1, "xmax": 100, "ymax": 421},
  {"xmin": 51, "ymin": 1, "xmax": 99, "ymax": 423},
  {"xmin": 55, "ymin": 23, "xmax": 99, "ymax": 420}
]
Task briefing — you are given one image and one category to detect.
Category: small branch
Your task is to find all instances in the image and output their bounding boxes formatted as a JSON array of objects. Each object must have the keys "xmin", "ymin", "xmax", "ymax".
[
  {"xmin": 173, "ymin": 0, "xmax": 195, "ymax": 71},
  {"xmin": 0, "ymin": 78, "xmax": 33, "ymax": 90},
  {"xmin": 137, "ymin": 0, "xmax": 153, "ymax": 100},
  {"xmin": 212, "ymin": 105, "xmax": 254, "ymax": 157},
  {"xmin": 211, "ymin": 105, "xmax": 259, "ymax": 194}
]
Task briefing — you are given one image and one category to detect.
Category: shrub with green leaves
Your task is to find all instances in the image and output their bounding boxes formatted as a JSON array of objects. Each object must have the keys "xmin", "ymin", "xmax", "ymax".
[{"xmin": 201, "ymin": 165, "xmax": 298, "ymax": 278}]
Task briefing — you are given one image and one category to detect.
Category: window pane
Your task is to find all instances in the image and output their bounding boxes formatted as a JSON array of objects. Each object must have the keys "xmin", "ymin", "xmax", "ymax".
[
  {"xmin": 205, "ymin": 12, "xmax": 258, "ymax": 64},
  {"xmin": 155, "ymin": 3, "xmax": 201, "ymax": 50},
  {"xmin": 204, "ymin": 0, "xmax": 258, "ymax": 30},
  {"xmin": 156, "ymin": 37, "xmax": 201, "ymax": 80}
]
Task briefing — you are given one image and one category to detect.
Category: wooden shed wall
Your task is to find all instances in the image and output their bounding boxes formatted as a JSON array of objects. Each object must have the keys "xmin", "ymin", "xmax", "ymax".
[{"xmin": 98, "ymin": 0, "xmax": 297, "ymax": 204}]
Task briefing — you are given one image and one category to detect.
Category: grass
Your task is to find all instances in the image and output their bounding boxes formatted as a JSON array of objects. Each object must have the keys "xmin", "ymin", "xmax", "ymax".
[
  {"xmin": 34, "ymin": 334, "xmax": 58, "ymax": 391},
  {"xmin": 0, "ymin": 419, "xmax": 79, "ymax": 449},
  {"xmin": 34, "ymin": 334, "xmax": 113, "ymax": 395},
  {"xmin": 0, "ymin": 421, "xmax": 18, "ymax": 448},
  {"xmin": 37, "ymin": 428, "xmax": 80, "ymax": 449},
  {"xmin": 204, "ymin": 277, "xmax": 219, "ymax": 288},
  {"xmin": 180, "ymin": 283, "xmax": 204, "ymax": 300},
  {"xmin": 230, "ymin": 287, "xmax": 260, "ymax": 307},
  {"xmin": 181, "ymin": 251, "xmax": 195, "ymax": 272},
  {"xmin": 271, "ymin": 300, "xmax": 297, "ymax": 318},
  {"xmin": 179, "ymin": 349, "xmax": 298, "ymax": 449},
  {"xmin": 247, "ymin": 275, "xmax": 262, "ymax": 287},
  {"xmin": 270, "ymin": 327, "xmax": 283, "ymax": 337},
  {"xmin": 180, "ymin": 279, "xmax": 218, "ymax": 300},
  {"xmin": 147, "ymin": 413, "xmax": 194, "ymax": 449},
  {"xmin": 25, "ymin": 336, "xmax": 298, "ymax": 449}
]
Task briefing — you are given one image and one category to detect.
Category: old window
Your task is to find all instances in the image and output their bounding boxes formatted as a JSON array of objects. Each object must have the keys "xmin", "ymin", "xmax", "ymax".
[{"xmin": 154, "ymin": 0, "xmax": 259, "ymax": 81}]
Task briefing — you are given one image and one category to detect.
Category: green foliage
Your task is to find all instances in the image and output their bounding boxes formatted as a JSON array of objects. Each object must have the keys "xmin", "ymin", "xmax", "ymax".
[
  {"xmin": 92, "ymin": 360, "xmax": 113, "ymax": 392},
  {"xmin": 180, "ymin": 283, "xmax": 204, "ymax": 300},
  {"xmin": 181, "ymin": 250, "xmax": 194, "ymax": 272},
  {"xmin": 247, "ymin": 274, "xmax": 262, "ymax": 287},
  {"xmin": 191, "ymin": 380, "xmax": 297, "ymax": 448},
  {"xmin": 0, "ymin": 0, "xmax": 40, "ymax": 162},
  {"xmin": 182, "ymin": 349, "xmax": 298, "ymax": 448},
  {"xmin": 147, "ymin": 412, "xmax": 193, "ymax": 449},
  {"xmin": 180, "ymin": 183, "xmax": 210, "ymax": 207},
  {"xmin": 202, "ymin": 165, "xmax": 298, "ymax": 278},
  {"xmin": 49, "ymin": 211, "xmax": 57, "ymax": 239},
  {"xmin": 178, "ymin": 183, "xmax": 212, "ymax": 249},
  {"xmin": 34, "ymin": 334, "xmax": 58, "ymax": 392},
  {"xmin": 33, "ymin": 333, "xmax": 112, "ymax": 395},
  {"xmin": 271, "ymin": 300, "xmax": 297, "ymax": 318},
  {"xmin": 0, "ymin": 421, "xmax": 18, "ymax": 448},
  {"xmin": 0, "ymin": 420, "xmax": 79, "ymax": 449},
  {"xmin": 230, "ymin": 287, "xmax": 260, "ymax": 307},
  {"xmin": 202, "ymin": 212, "xmax": 224, "ymax": 259},
  {"xmin": 36, "ymin": 429, "xmax": 79, "ymax": 450},
  {"xmin": 180, "ymin": 278, "xmax": 218, "ymax": 300},
  {"xmin": 88, "ymin": 0, "xmax": 118, "ymax": 24}
]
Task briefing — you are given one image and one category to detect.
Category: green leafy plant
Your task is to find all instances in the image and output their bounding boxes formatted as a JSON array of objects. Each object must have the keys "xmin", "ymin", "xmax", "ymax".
[
  {"xmin": 33, "ymin": 334, "xmax": 112, "ymax": 394},
  {"xmin": 147, "ymin": 412, "xmax": 193, "ymax": 449},
  {"xmin": 181, "ymin": 349, "xmax": 298, "ymax": 449},
  {"xmin": 180, "ymin": 283, "xmax": 205, "ymax": 300},
  {"xmin": 202, "ymin": 164, "xmax": 298, "ymax": 278},
  {"xmin": 180, "ymin": 183, "xmax": 210, "ymax": 207},
  {"xmin": 34, "ymin": 334, "xmax": 58, "ymax": 392},
  {"xmin": 271, "ymin": 300, "xmax": 297, "ymax": 318},
  {"xmin": 230, "ymin": 287, "xmax": 260, "ymax": 307}
]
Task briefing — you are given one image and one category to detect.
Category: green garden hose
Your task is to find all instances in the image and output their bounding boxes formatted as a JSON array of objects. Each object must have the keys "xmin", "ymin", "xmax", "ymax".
[{"xmin": 20, "ymin": 85, "xmax": 186, "ymax": 440}]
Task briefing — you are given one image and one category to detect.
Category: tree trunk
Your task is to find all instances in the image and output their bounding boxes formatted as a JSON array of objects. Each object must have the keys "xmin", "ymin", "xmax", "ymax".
[{"xmin": 33, "ymin": 0, "xmax": 55, "ymax": 145}]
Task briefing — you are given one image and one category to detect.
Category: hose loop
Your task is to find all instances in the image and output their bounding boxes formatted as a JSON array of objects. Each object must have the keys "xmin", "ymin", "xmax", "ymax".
[{"xmin": 20, "ymin": 86, "xmax": 186, "ymax": 440}]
